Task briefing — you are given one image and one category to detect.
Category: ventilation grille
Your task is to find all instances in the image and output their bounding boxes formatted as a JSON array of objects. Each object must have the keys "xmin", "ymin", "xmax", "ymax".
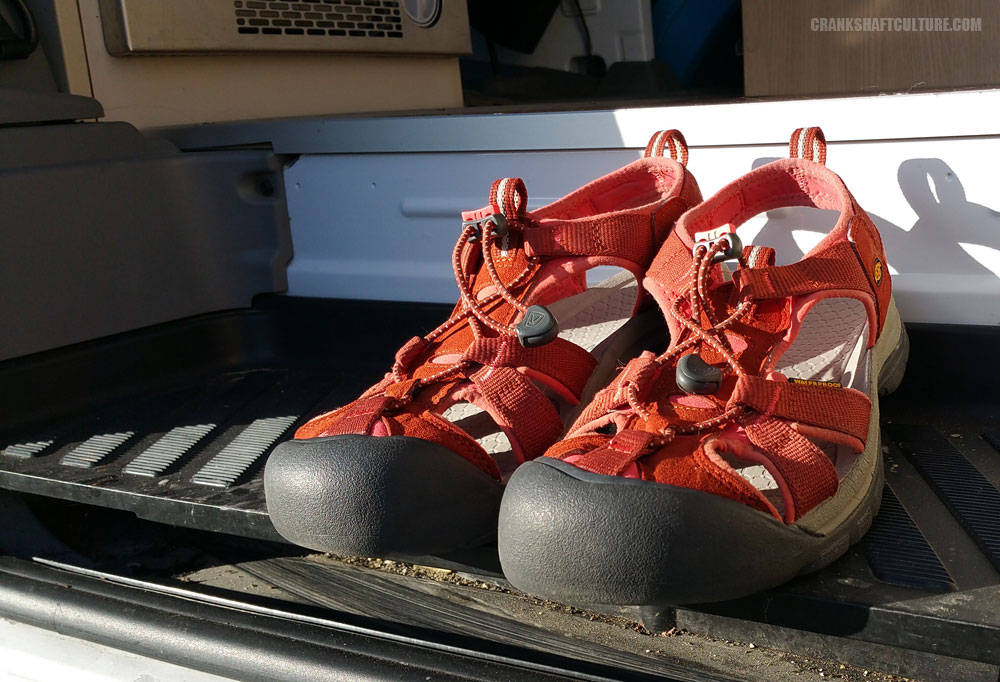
[{"xmin": 234, "ymin": 0, "xmax": 403, "ymax": 37}]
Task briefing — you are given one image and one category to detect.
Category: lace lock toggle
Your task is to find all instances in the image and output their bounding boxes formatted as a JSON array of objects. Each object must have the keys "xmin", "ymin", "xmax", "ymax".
[
  {"xmin": 693, "ymin": 223, "xmax": 742, "ymax": 264},
  {"xmin": 515, "ymin": 305, "xmax": 559, "ymax": 348},
  {"xmin": 462, "ymin": 204, "xmax": 509, "ymax": 243},
  {"xmin": 676, "ymin": 353, "xmax": 723, "ymax": 395}
]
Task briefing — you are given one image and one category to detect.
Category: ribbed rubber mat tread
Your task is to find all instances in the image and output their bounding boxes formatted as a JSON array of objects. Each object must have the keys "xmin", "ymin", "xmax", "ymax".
[
  {"xmin": 860, "ymin": 485, "xmax": 953, "ymax": 591},
  {"xmin": 61, "ymin": 431, "xmax": 135, "ymax": 468},
  {"xmin": 123, "ymin": 424, "xmax": 218, "ymax": 477},
  {"xmin": 2, "ymin": 440, "xmax": 54, "ymax": 459},
  {"xmin": 889, "ymin": 424, "xmax": 1000, "ymax": 572},
  {"xmin": 191, "ymin": 415, "xmax": 298, "ymax": 487},
  {"xmin": 982, "ymin": 431, "xmax": 1000, "ymax": 453}
]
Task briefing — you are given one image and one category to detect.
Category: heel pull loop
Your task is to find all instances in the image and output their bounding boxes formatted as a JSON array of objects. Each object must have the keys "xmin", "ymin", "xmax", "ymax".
[
  {"xmin": 643, "ymin": 129, "xmax": 689, "ymax": 166},
  {"xmin": 789, "ymin": 126, "xmax": 827, "ymax": 165}
]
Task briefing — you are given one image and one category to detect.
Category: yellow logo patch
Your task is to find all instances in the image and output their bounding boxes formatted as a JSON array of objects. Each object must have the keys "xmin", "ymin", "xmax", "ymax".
[
  {"xmin": 873, "ymin": 258, "xmax": 883, "ymax": 285},
  {"xmin": 789, "ymin": 378, "xmax": 843, "ymax": 389}
]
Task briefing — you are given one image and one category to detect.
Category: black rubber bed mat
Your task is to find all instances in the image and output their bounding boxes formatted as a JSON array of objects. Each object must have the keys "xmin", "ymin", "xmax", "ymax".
[{"xmin": 1, "ymin": 296, "xmax": 998, "ymax": 682}]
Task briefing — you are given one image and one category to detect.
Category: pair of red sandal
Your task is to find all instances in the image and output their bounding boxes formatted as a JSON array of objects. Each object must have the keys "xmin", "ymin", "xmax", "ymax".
[{"xmin": 264, "ymin": 127, "xmax": 908, "ymax": 605}]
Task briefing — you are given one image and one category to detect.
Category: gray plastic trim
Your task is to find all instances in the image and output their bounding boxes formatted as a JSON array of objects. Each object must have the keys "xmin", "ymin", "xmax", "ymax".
[
  {"xmin": 0, "ymin": 121, "xmax": 292, "ymax": 362},
  {"xmin": 0, "ymin": 87, "xmax": 104, "ymax": 125}
]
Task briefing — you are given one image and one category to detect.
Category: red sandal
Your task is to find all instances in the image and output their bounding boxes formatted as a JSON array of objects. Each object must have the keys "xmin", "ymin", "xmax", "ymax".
[
  {"xmin": 499, "ymin": 127, "xmax": 910, "ymax": 604},
  {"xmin": 264, "ymin": 131, "xmax": 702, "ymax": 556}
]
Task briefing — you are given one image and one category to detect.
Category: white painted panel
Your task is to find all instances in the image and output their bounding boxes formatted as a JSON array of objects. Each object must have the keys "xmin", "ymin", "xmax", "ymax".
[
  {"xmin": 285, "ymin": 149, "xmax": 639, "ymax": 303},
  {"xmin": 285, "ymin": 137, "xmax": 1000, "ymax": 325}
]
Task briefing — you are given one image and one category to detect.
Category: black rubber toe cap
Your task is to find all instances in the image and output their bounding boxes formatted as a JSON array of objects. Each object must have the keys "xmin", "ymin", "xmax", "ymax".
[
  {"xmin": 498, "ymin": 458, "xmax": 850, "ymax": 606},
  {"xmin": 264, "ymin": 435, "xmax": 503, "ymax": 557}
]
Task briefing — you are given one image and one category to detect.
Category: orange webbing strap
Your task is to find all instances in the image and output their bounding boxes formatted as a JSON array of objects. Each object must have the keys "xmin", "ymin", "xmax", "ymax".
[
  {"xmin": 469, "ymin": 365, "xmax": 564, "ymax": 462},
  {"xmin": 563, "ymin": 429, "xmax": 656, "ymax": 476},
  {"xmin": 524, "ymin": 212, "xmax": 647, "ymax": 257},
  {"xmin": 732, "ymin": 241, "xmax": 874, "ymax": 302},
  {"xmin": 643, "ymin": 129, "xmax": 689, "ymax": 166},
  {"xmin": 461, "ymin": 336, "xmax": 597, "ymax": 404},
  {"xmin": 729, "ymin": 374, "xmax": 872, "ymax": 445},
  {"xmin": 315, "ymin": 395, "xmax": 396, "ymax": 437},
  {"xmin": 743, "ymin": 417, "xmax": 840, "ymax": 521},
  {"xmin": 523, "ymin": 195, "xmax": 689, "ymax": 264}
]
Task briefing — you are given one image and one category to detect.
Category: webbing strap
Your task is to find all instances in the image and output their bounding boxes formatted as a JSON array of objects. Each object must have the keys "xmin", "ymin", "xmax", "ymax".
[
  {"xmin": 462, "ymin": 336, "xmax": 596, "ymax": 403},
  {"xmin": 469, "ymin": 365, "xmax": 564, "ymax": 462},
  {"xmin": 729, "ymin": 374, "xmax": 871, "ymax": 445},
  {"xmin": 318, "ymin": 395, "xmax": 394, "ymax": 437},
  {"xmin": 563, "ymin": 429, "xmax": 656, "ymax": 476},
  {"xmin": 743, "ymin": 417, "xmax": 840, "ymax": 521},
  {"xmin": 733, "ymin": 242, "xmax": 873, "ymax": 302},
  {"xmin": 524, "ymin": 213, "xmax": 650, "ymax": 259}
]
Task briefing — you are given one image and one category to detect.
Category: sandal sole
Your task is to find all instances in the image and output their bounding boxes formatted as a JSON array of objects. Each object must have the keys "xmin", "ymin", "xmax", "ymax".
[{"xmin": 497, "ymin": 298, "xmax": 909, "ymax": 605}]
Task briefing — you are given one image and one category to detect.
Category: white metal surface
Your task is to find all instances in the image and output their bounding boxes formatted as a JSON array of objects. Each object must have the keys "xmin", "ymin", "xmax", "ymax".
[
  {"xmin": 285, "ymin": 149, "xmax": 639, "ymax": 303},
  {"xmin": 153, "ymin": 87, "xmax": 1000, "ymax": 328},
  {"xmin": 0, "ymin": 618, "xmax": 235, "ymax": 682},
  {"xmin": 284, "ymin": 133, "xmax": 1000, "ymax": 326}
]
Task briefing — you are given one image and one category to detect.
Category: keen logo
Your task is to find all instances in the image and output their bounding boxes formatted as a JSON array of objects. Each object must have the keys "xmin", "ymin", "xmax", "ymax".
[
  {"xmin": 525, "ymin": 310, "xmax": 545, "ymax": 327},
  {"xmin": 873, "ymin": 257, "xmax": 883, "ymax": 285},
  {"xmin": 789, "ymin": 378, "xmax": 842, "ymax": 389}
]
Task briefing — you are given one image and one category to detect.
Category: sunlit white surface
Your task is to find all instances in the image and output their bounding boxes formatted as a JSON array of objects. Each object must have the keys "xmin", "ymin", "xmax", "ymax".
[{"xmin": 284, "ymin": 118, "xmax": 1000, "ymax": 325}]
